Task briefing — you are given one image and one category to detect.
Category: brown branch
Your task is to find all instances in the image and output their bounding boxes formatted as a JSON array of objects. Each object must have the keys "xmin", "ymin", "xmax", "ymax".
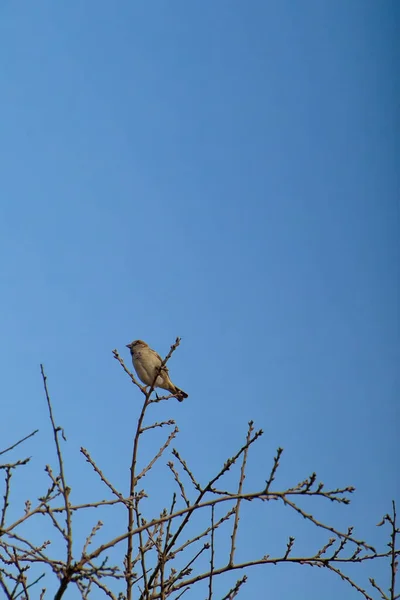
[
  {"xmin": 0, "ymin": 574, "xmax": 13, "ymax": 600},
  {"xmin": 81, "ymin": 447, "xmax": 126, "ymax": 503},
  {"xmin": 370, "ymin": 576, "xmax": 389, "ymax": 600},
  {"xmin": 2, "ymin": 531, "xmax": 54, "ymax": 565},
  {"xmin": 167, "ymin": 462, "xmax": 190, "ymax": 508},
  {"xmin": 229, "ymin": 421, "xmax": 253, "ymax": 566},
  {"xmin": 123, "ymin": 379, "xmax": 150, "ymax": 597},
  {"xmin": 149, "ymin": 394, "xmax": 177, "ymax": 404},
  {"xmin": 208, "ymin": 505, "xmax": 215, "ymax": 600},
  {"xmin": 14, "ymin": 572, "xmax": 45, "ymax": 599},
  {"xmin": 168, "ymin": 551, "xmax": 384, "ymax": 595},
  {"xmin": 3, "ymin": 497, "xmax": 122, "ymax": 536},
  {"xmin": 0, "ymin": 459, "xmax": 30, "ymax": 470},
  {"xmin": 326, "ymin": 562, "xmax": 374, "ymax": 600},
  {"xmin": 173, "ymin": 586, "xmax": 190, "ymax": 600},
  {"xmin": 375, "ymin": 501, "xmax": 400, "ymax": 600},
  {"xmin": 82, "ymin": 521, "xmax": 104, "ymax": 556},
  {"xmin": 140, "ymin": 420, "xmax": 175, "ymax": 433},
  {"xmin": 1, "ymin": 468, "xmax": 12, "ymax": 532},
  {"xmin": 44, "ymin": 504, "xmax": 66, "ymax": 538},
  {"xmin": 119, "ymin": 338, "xmax": 181, "ymax": 600},
  {"xmin": 168, "ymin": 543, "xmax": 209, "ymax": 592},
  {"xmin": 221, "ymin": 574, "xmax": 247, "ymax": 600},
  {"xmin": 161, "ymin": 495, "xmax": 176, "ymax": 599},
  {"xmin": 112, "ymin": 350, "xmax": 147, "ymax": 394},
  {"xmin": 2, "ymin": 355, "xmax": 396, "ymax": 600},
  {"xmin": 389, "ymin": 501, "xmax": 398, "ymax": 600},
  {"xmin": 140, "ymin": 427, "xmax": 261, "ymax": 598},
  {"xmin": 136, "ymin": 427, "xmax": 179, "ymax": 484},
  {"xmin": 171, "ymin": 450, "xmax": 202, "ymax": 493},
  {"xmin": 281, "ymin": 495, "xmax": 375, "ymax": 552},
  {"xmin": 165, "ymin": 494, "xmax": 176, "ymax": 552},
  {"xmin": 284, "ymin": 536, "xmax": 295, "ymax": 559},
  {"xmin": 40, "ymin": 365, "xmax": 73, "ymax": 567},
  {"xmin": 264, "ymin": 447, "xmax": 283, "ymax": 492},
  {"xmin": 86, "ymin": 483, "xmax": 375, "ymax": 565},
  {"xmin": 172, "ymin": 507, "xmax": 236, "ymax": 558},
  {"xmin": 91, "ymin": 577, "xmax": 119, "ymax": 600},
  {"xmin": 0, "ymin": 430, "xmax": 39, "ymax": 457},
  {"xmin": 135, "ymin": 497, "xmax": 149, "ymax": 599},
  {"xmin": 9, "ymin": 548, "xmax": 29, "ymax": 600}
]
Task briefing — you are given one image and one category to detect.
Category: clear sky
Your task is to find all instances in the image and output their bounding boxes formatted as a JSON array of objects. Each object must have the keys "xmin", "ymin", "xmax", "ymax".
[{"xmin": 1, "ymin": 2, "xmax": 399, "ymax": 599}]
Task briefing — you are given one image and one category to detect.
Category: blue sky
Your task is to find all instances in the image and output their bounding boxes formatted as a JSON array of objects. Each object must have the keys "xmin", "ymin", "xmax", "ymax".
[{"xmin": 0, "ymin": 2, "xmax": 399, "ymax": 598}]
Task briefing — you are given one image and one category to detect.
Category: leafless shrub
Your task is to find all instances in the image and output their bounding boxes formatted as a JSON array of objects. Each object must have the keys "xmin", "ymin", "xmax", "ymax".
[{"xmin": 0, "ymin": 338, "xmax": 398, "ymax": 599}]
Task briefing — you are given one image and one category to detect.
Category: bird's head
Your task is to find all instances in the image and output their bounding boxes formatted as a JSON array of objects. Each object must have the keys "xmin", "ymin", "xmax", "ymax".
[{"xmin": 126, "ymin": 340, "xmax": 148, "ymax": 350}]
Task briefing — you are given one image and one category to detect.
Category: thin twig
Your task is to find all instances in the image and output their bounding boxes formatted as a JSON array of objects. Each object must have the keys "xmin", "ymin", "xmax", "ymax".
[
  {"xmin": 264, "ymin": 447, "xmax": 283, "ymax": 492},
  {"xmin": 0, "ymin": 430, "xmax": 39, "ymax": 457},
  {"xmin": 121, "ymin": 338, "xmax": 181, "ymax": 600},
  {"xmin": 135, "ymin": 498, "xmax": 149, "ymax": 599},
  {"xmin": 208, "ymin": 505, "xmax": 215, "ymax": 600},
  {"xmin": 14, "ymin": 572, "xmax": 45, "ymax": 599},
  {"xmin": 140, "ymin": 426, "xmax": 263, "ymax": 597},
  {"xmin": 0, "ymin": 468, "xmax": 12, "ymax": 531},
  {"xmin": 229, "ymin": 421, "xmax": 253, "ymax": 566},
  {"xmin": 136, "ymin": 428, "xmax": 178, "ymax": 483},
  {"xmin": 172, "ymin": 507, "xmax": 236, "ymax": 558},
  {"xmin": 140, "ymin": 420, "xmax": 175, "ymax": 433},
  {"xmin": 171, "ymin": 450, "xmax": 202, "ymax": 493},
  {"xmin": 389, "ymin": 501, "xmax": 398, "ymax": 600},
  {"xmin": 167, "ymin": 462, "xmax": 190, "ymax": 508},
  {"xmin": 221, "ymin": 575, "xmax": 247, "ymax": 600},
  {"xmin": 81, "ymin": 447, "xmax": 126, "ymax": 503},
  {"xmin": 40, "ymin": 365, "xmax": 73, "ymax": 566}
]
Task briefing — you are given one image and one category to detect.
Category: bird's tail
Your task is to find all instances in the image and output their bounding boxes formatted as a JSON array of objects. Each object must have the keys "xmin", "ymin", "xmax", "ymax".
[{"xmin": 174, "ymin": 387, "xmax": 188, "ymax": 402}]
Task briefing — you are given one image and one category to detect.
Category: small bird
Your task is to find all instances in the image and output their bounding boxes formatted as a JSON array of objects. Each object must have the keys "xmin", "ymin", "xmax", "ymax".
[{"xmin": 126, "ymin": 340, "xmax": 188, "ymax": 401}]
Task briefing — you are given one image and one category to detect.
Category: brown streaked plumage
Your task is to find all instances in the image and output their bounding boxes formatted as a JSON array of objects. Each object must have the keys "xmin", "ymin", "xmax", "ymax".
[{"xmin": 126, "ymin": 339, "xmax": 188, "ymax": 401}]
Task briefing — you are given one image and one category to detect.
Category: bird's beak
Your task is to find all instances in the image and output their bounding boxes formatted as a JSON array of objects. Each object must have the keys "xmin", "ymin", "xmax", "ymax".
[{"xmin": 126, "ymin": 344, "xmax": 131, "ymax": 348}]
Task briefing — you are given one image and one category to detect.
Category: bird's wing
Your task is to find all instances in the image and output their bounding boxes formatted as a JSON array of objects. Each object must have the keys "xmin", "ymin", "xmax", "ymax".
[{"xmin": 153, "ymin": 349, "xmax": 170, "ymax": 373}]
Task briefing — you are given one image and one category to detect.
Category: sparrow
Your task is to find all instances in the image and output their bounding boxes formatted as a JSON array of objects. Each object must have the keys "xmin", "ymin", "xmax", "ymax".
[{"xmin": 126, "ymin": 340, "xmax": 188, "ymax": 401}]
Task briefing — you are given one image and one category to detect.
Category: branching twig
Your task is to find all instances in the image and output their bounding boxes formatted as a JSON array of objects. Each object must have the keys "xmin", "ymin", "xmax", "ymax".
[
  {"xmin": 229, "ymin": 421, "xmax": 253, "ymax": 566},
  {"xmin": 120, "ymin": 338, "xmax": 181, "ymax": 600},
  {"xmin": 0, "ymin": 431, "xmax": 39, "ymax": 457},
  {"xmin": 81, "ymin": 447, "xmax": 126, "ymax": 503},
  {"xmin": 40, "ymin": 365, "xmax": 73, "ymax": 566},
  {"xmin": 0, "ymin": 352, "xmax": 397, "ymax": 600},
  {"xmin": 208, "ymin": 505, "xmax": 215, "ymax": 600}
]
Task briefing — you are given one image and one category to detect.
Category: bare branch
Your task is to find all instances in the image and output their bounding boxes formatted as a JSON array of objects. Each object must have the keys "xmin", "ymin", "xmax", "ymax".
[
  {"xmin": 136, "ymin": 427, "xmax": 179, "ymax": 484},
  {"xmin": 1, "ymin": 353, "xmax": 396, "ymax": 600},
  {"xmin": 208, "ymin": 505, "xmax": 215, "ymax": 600},
  {"xmin": 141, "ymin": 420, "xmax": 176, "ymax": 433},
  {"xmin": 229, "ymin": 421, "xmax": 253, "ymax": 566},
  {"xmin": 81, "ymin": 447, "xmax": 126, "ymax": 503},
  {"xmin": 0, "ymin": 431, "xmax": 39, "ymax": 457},
  {"xmin": 1, "ymin": 468, "xmax": 12, "ymax": 532},
  {"xmin": 167, "ymin": 462, "xmax": 190, "ymax": 508},
  {"xmin": 40, "ymin": 365, "xmax": 73, "ymax": 566},
  {"xmin": 221, "ymin": 574, "xmax": 247, "ymax": 600}
]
